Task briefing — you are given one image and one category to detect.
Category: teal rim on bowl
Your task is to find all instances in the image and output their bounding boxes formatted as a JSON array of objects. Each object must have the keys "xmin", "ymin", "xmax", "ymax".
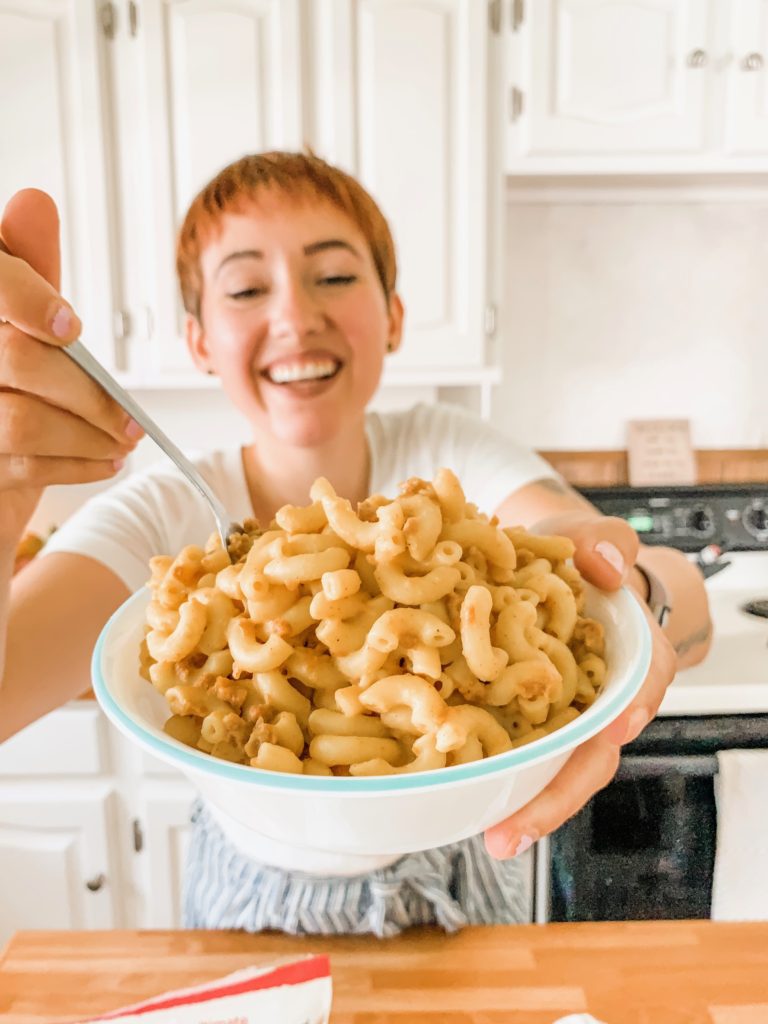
[{"xmin": 92, "ymin": 586, "xmax": 652, "ymax": 794}]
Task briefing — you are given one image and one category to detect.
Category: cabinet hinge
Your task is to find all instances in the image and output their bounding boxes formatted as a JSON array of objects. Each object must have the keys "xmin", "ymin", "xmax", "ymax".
[
  {"xmin": 128, "ymin": 0, "xmax": 139, "ymax": 37},
  {"xmin": 141, "ymin": 306, "xmax": 154, "ymax": 340},
  {"xmin": 132, "ymin": 818, "xmax": 144, "ymax": 853},
  {"xmin": 113, "ymin": 309, "xmax": 132, "ymax": 340},
  {"xmin": 508, "ymin": 86, "xmax": 524, "ymax": 122},
  {"xmin": 484, "ymin": 304, "xmax": 497, "ymax": 337},
  {"xmin": 489, "ymin": 0, "xmax": 501, "ymax": 34},
  {"xmin": 100, "ymin": 1, "xmax": 117, "ymax": 40},
  {"xmin": 511, "ymin": 0, "xmax": 524, "ymax": 31}
]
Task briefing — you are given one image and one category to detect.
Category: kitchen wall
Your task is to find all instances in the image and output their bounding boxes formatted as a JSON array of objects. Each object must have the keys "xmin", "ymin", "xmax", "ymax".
[{"xmin": 493, "ymin": 186, "xmax": 768, "ymax": 451}]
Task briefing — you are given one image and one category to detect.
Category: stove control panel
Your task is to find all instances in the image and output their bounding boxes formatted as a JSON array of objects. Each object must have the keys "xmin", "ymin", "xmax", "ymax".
[{"xmin": 578, "ymin": 485, "xmax": 768, "ymax": 552}]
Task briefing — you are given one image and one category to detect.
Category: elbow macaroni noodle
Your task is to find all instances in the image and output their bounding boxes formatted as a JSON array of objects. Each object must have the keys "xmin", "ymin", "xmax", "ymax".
[{"xmin": 141, "ymin": 469, "xmax": 607, "ymax": 776}]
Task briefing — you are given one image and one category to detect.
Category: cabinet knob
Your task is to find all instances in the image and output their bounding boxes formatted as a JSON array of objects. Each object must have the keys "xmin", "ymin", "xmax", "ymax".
[
  {"xmin": 741, "ymin": 52, "xmax": 764, "ymax": 71},
  {"xmin": 85, "ymin": 873, "xmax": 106, "ymax": 892},
  {"xmin": 687, "ymin": 49, "xmax": 708, "ymax": 68},
  {"xmin": 99, "ymin": 2, "xmax": 117, "ymax": 41}
]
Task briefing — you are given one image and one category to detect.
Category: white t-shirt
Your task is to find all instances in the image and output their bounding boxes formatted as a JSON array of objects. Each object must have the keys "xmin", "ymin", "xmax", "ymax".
[{"xmin": 44, "ymin": 402, "xmax": 556, "ymax": 590}]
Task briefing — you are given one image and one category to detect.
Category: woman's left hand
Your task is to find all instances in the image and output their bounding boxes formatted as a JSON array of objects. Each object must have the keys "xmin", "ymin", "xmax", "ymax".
[{"xmin": 483, "ymin": 512, "xmax": 677, "ymax": 860}]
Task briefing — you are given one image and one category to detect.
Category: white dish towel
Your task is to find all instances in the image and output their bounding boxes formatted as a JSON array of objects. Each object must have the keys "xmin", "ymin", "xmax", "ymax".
[{"xmin": 711, "ymin": 748, "xmax": 768, "ymax": 920}]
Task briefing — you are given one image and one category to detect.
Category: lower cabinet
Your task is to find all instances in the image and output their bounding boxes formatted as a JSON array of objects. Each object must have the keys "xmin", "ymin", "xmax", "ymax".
[
  {"xmin": 134, "ymin": 782, "xmax": 196, "ymax": 928},
  {"xmin": 0, "ymin": 784, "xmax": 120, "ymax": 947},
  {"xmin": 0, "ymin": 703, "xmax": 195, "ymax": 935}
]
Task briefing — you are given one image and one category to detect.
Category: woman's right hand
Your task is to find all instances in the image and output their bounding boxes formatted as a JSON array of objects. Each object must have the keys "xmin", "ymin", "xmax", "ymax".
[{"xmin": 0, "ymin": 189, "xmax": 142, "ymax": 546}]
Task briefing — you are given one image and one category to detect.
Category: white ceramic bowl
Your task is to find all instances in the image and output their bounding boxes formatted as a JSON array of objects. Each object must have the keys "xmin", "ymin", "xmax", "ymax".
[{"xmin": 93, "ymin": 584, "xmax": 651, "ymax": 876}]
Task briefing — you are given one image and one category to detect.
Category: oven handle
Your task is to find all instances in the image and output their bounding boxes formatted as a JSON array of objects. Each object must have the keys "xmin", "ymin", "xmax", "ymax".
[{"xmin": 616, "ymin": 754, "xmax": 718, "ymax": 780}]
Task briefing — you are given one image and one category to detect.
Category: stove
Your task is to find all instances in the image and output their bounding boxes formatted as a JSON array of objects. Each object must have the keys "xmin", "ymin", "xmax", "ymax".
[
  {"xmin": 538, "ymin": 484, "xmax": 768, "ymax": 924},
  {"xmin": 579, "ymin": 484, "xmax": 768, "ymax": 715}
]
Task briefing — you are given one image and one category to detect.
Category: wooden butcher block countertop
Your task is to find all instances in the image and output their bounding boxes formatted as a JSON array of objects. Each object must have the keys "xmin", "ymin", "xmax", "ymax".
[{"xmin": 1, "ymin": 922, "xmax": 767, "ymax": 1023}]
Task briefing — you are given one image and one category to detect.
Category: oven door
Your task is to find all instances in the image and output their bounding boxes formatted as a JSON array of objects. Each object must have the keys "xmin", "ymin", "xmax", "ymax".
[{"xmin": 533, "ymin": 714, "xmax": 768, "ymax": 923}]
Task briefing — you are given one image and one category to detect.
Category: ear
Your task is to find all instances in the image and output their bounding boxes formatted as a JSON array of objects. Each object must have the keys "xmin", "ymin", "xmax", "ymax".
[
  {"xmin": 185, "ymin": 313, "xmax": 213, "ymax": 374},
  {"xmin": 386, "ymin": 293, "xmax": 404, "ymax": 354}
]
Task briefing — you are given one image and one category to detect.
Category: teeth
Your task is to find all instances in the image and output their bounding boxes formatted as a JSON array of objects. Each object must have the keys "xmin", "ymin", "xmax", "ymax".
[{"xmin": 267, "ymin": 359, "xmax": 339, "ymax": 384}]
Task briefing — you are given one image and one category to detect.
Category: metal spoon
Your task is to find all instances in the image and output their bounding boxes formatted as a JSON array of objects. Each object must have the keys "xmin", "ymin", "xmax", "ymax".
[{"xmin": 63, "ymin": 339, "xmax": 243, "ymax": 553}]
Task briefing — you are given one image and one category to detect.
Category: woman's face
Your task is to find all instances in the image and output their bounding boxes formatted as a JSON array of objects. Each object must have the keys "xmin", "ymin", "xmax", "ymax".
[{"xmin": 187, "ymin": 193, "xmax": 402, "ymax": 448}]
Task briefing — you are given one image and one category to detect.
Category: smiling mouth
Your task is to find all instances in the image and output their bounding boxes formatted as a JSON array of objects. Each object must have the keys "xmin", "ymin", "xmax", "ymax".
[{"xmin": 262, "ymin": 357, "xmax": 342, "ymax": 385}]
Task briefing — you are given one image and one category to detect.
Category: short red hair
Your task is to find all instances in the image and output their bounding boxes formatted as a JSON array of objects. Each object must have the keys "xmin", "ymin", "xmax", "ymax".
[{"xmin": 176, "ymin": 151, "xmax": 398, "ymax": 320}]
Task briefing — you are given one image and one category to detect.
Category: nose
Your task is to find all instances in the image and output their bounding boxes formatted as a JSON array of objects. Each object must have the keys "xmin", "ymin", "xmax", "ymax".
[{"xmin": 269, "ymin": 277, "xmax": 325, "ymax": 341}]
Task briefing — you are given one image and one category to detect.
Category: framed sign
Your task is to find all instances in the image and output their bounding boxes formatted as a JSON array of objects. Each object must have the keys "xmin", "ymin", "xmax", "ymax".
[{"xmin": 627, "ymin": 419, "xmax": 696, "ymax": 486}]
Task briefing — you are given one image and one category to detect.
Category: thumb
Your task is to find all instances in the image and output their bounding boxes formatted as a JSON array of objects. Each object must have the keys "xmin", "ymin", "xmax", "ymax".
[
  {"xmin": 532, "ymin": 512, "xmax": 639, "ymax": 592},
  {"xmin": 0, "ymin": 189, "xmax": 61, "ymax": 290}
]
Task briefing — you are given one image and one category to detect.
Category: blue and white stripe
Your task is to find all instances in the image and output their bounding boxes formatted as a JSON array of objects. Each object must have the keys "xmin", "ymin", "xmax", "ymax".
[{"xmin": 183, "ymin": 801, "xmax": 530, "ymax": 936}]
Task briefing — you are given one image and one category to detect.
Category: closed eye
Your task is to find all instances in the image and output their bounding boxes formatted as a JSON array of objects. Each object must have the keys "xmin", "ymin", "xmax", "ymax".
[
  {"xmin": 229, "ymin": 287, "xmax": 265, "ymax": 300},
  {"xmin": 320, "ymin": 275, "xmax": 357, "ymax": 286}
]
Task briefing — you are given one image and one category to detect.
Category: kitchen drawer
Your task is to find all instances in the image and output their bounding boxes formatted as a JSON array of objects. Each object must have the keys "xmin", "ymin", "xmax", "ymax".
[{"xmin": 0, "ymin": 704, "xmax": 106, "ymax": 776}]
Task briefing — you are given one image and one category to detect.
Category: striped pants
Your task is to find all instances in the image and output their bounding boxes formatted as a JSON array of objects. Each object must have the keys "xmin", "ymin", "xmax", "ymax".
[{"xmin": 183, "ymin": 801, "xmax": 531, "ymax": 937}]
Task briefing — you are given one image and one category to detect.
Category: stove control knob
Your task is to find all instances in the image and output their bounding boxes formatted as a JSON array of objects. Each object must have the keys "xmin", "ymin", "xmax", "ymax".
[
  {"xmin": 688, "ymin": 507, "xmax": 714, "ymax": 536},
  {"xmin": 744, "ymin": 503, "xmax": 768, "ymax": 538}
]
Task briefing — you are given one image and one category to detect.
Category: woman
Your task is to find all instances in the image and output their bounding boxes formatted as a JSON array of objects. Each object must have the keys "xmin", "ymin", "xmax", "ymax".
[{"xmin": 0, "ymin": 152, "xmax": 710, "ymax": 933}]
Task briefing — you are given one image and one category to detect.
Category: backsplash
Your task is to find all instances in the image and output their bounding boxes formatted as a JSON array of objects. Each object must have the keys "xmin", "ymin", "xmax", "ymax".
[{"xmin": 493, "ymin": 195, "xmax": 768, "ymax": 451}]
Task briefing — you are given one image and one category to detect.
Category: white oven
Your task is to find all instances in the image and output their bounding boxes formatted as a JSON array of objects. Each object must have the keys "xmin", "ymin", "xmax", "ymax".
[{"xmin": 535, "ymin": 485, "xmax": 768, "ymax": 922}]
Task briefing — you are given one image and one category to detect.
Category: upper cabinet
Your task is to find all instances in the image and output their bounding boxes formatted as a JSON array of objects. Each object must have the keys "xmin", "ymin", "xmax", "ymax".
[
  {"xmin": 135, "ymin": 0, "xmax": 494, "ymax": 382},
  {"xmin": 134, "ymin": 0, "xmax": 304, "ymax": 380},
  {"xmin": 0, "ymin": 0, "xmax": 496, "ymax": 386},
  {"xmin": 7, "ymin": 1, "xmax": 765, "ymax": 390},
  {"xmin": 504, "ymin": 0, "xmax": 768, "ymax": 171},
  {"xmin": 725, "ymin": 0, "xmax": 768, "ymax": 154},
  {"xmin": 0, "ymin": 0, "xmax": 115, "ymax": 366},
  {"xmin": 307, "ymin": 0, "xmax": 492, "ymax": 372}
]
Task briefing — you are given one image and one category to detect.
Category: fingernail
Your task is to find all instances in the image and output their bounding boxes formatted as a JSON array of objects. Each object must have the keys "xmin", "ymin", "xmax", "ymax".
[
  {"xmin": 625, "ymin": 708, "xmax": 650, "ymax": 744},
  {"xmin": 595, "ymin": 540, "xmax": 625, "ymax": 578},
  {"xmin": 113, "ymin": 458, "xmax": 126, "ymax": 472},
  {"xmin": 125, "ymin": 418, "xmax": 144, "ymax": 441},
  {"xmin": 502, "ymin": 831, "xmax": 538, "ymax": 859},
  {"xmin": 51, "ymin": 305, "xmax": 75, "ymax": 339}
]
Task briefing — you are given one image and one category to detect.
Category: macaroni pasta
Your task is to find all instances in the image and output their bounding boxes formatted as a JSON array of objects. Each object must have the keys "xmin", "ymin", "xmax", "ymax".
[{"xmin": 141, "ymin": 470, "xmax": 608, "ymax": 776}]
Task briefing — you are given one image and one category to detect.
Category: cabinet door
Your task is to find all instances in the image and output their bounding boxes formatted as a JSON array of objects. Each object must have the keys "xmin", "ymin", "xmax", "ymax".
[
  {"xmin": 122, "ymin": 0, "xmax": 303, "ymax": 382},
  {"xmin": 724, "ymin": 0, "xmax": 768, "ymax": 153},
  {"xmin": 308, "ymin": 0, "xmax": 490, "ymax": 371},
  {"xmin": 135, "ymin": 782, "xmax": 196, "ymax": 927},
  {"xmin": 0, "ymin": 0, "xmax": 116, "ymax": 366},
  {"xmin": 508, "ymin": 0, "xmax": 714, "ymax": 161},
  {"xmin": 0, "ymin": 784, "xmax": 119, "ymax": 947}
]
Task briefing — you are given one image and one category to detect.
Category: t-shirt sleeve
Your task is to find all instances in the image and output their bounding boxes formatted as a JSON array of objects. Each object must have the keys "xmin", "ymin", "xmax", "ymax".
[
  {"xmin": 415, "ymin": 403, "xmax": 560, "ymax": 516},
  {"xmin": 40, "ymin": 469, "xmax": 202, "ymax": 593}
]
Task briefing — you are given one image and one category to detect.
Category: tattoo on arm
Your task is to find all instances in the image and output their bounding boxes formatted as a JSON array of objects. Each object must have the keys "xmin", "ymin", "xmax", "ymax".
[{"xmin": 674, "ymin": 623, "xmax": 712, "ymax": 658}]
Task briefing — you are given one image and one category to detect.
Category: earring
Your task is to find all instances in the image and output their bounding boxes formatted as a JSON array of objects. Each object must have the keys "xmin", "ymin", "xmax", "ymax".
[
  {"xmin": 206, "ymin": 369, "xmax": 215, "ymax": 376},
  {"xmin": 386, "ymin": 342, "xmax": 394, "ymax": 353}
]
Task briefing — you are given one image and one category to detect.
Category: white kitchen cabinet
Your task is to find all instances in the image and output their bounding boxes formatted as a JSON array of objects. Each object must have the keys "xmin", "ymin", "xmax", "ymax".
[
  {"xmin": 127, "ymin": 0, "xmax": 304, "ymax": 381},
  {"xmin": 0, "ymin": 0, "xmax": 116, "ymax": 365},
  {"xmin": 129, "ymin": 0, "xmax": 495, "ymax": 381},
  {"xmin": 0, "ymin": 0, "xmax": 496, "ymax": 386},
  {"xmin": 512, "ymin": 0, "xmax": 712, "ymax": 157},
  {"xmin": 505, "ymin": 0, "xmax": 768, "ymax": 171},
  {"xmin": 0, "ymin": 704, "xmax": 197, "ymax": 932},
  {"xmin": 134, "ymin": 781, "xmax": 196, "ymax": 928},
  {"xmin": 0, "ymin": 783, "xmax": 120, "ymax": 947},
  {"xmin": 724, "ymin": 0, "xmax": 768, "ymax": 154},
  {"xmin": 307, "ymin": 0, "xmax": 493, "ymax": 372}
]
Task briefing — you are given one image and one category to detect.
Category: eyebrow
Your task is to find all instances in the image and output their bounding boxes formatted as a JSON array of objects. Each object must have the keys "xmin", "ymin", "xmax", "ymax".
[
  {"xmin": 216, "ymin": 250, "xmax": 262, "ymax": 276},
  {"xmin": 304, "ymin": 239, "xmax": 362, "ymax": 259},
  {"xmin": 216, "ymin": 239, "xmax": 362, "ymax": 275}
]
